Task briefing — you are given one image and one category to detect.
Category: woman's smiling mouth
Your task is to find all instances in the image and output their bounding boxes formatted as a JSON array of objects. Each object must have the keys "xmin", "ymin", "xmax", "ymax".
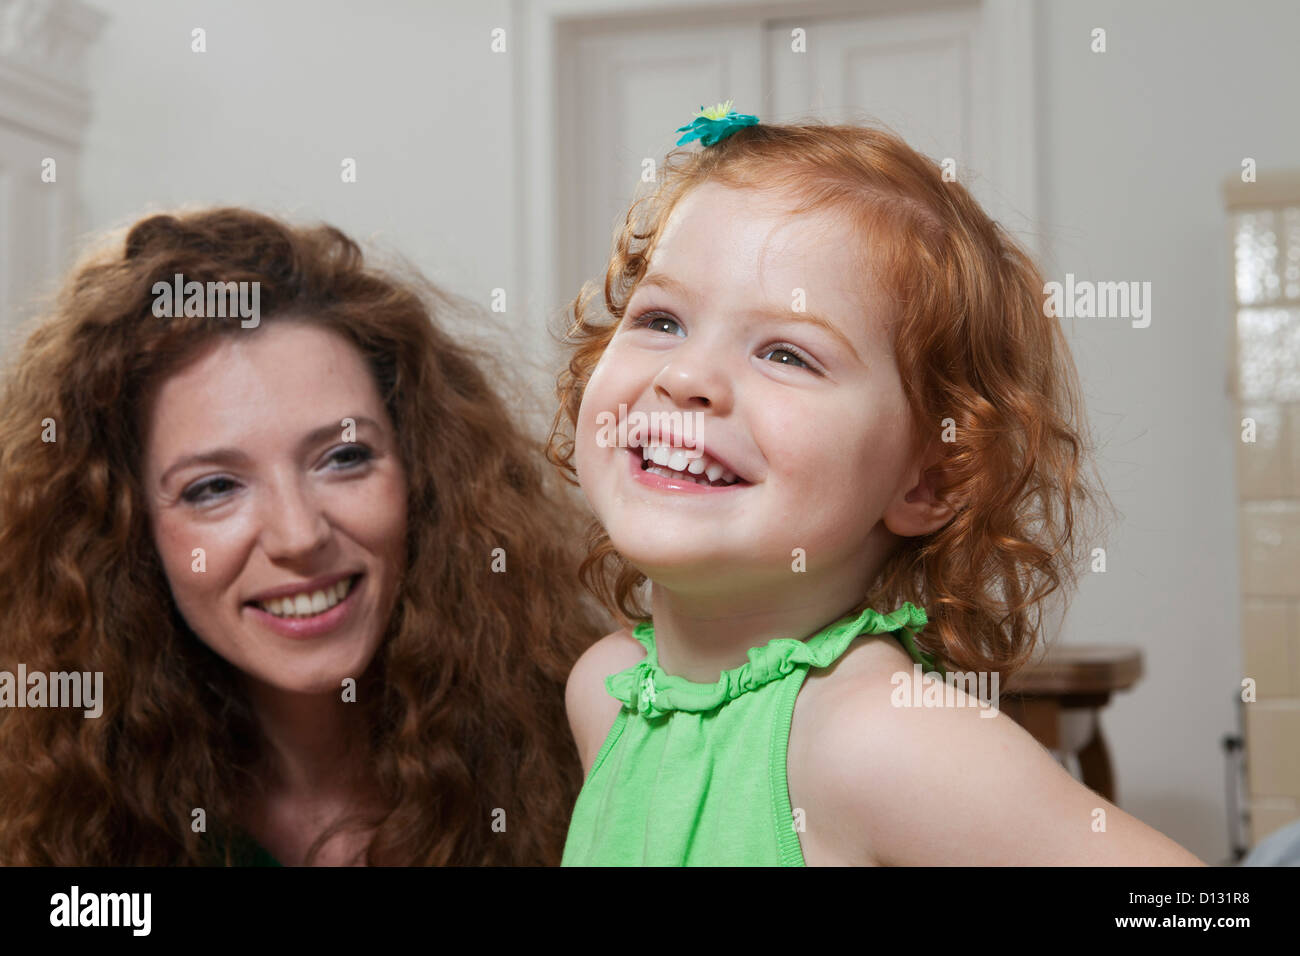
[{"xmin": 243, "ymin": 573, "xmax": 365, "ymax": 639}]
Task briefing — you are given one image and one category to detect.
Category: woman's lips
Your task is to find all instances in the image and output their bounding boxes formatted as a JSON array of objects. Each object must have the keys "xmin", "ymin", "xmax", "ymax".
[
  {"xmin": 244, "ymin": 574, "xmax": 363, "ymax": 640},
  {"xmin": 626, "ymin": 447, "xmax": 748, "ymax": 495}
]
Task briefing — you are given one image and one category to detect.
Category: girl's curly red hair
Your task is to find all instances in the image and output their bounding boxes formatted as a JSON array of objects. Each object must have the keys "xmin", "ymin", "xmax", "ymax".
[
  {"xmin": 548, "ymin": 121, "xmax": 1113, "ymax": 683},
  {"xmin": 0, "ymin": 206, "xmax": 605, "ymax": 865}
]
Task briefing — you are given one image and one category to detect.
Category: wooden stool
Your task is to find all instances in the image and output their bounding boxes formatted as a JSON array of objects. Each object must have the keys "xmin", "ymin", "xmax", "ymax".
[{"xmin": 1000, "ymin": 646, "xmax": 1143, "ymax": 804}]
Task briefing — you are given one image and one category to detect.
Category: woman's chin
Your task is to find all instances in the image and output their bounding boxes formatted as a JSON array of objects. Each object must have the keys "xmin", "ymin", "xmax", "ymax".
[
  {"xmin": 237, "ymin": 650, "xmax": 380, "ymax": 699},
  {"xmin": 279, "ymin": 678, "xmax": 362, "ymax": 700}
]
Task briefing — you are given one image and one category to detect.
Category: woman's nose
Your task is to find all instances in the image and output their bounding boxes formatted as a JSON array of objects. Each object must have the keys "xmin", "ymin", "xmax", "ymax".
[{"xmin": 259, "ymin": 480, "xmax": 331, "ymax": 559}]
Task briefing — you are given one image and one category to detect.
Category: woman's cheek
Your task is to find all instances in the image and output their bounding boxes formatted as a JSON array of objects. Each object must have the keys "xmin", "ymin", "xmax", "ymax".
[{"xmin": 155, "ymin": 515, "xmax": 211, "ymax": 589}]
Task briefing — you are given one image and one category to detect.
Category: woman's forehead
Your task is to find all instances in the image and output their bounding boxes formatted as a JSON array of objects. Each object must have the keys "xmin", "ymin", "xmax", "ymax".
[{"xmin": 142, "ymin": 323, "xmax": 382, "ymax": 460}]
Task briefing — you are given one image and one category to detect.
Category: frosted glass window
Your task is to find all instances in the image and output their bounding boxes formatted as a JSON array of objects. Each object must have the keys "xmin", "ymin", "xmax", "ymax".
[
  {"xmin": 1284, "ymin": 206, "xmax": 1300, "ymax": 301},
  {"xmin": 1237, "ymin": 307, "xmax": 1300, "ymax": 402},
  {"xmin": 1233, "ymin": 210, "xmax": 1280, "ymax": 306}
]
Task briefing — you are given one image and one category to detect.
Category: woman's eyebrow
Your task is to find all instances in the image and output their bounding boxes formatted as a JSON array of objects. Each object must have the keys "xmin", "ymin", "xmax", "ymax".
[{"xmin": 158, "ymin": 416, "xmax": 382, "ymax": 487}]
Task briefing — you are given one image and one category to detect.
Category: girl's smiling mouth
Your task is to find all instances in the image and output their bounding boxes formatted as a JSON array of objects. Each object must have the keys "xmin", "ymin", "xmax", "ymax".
[{"xmin": 625, "ymin": 445, "xmax": 751, "ymax": 493}]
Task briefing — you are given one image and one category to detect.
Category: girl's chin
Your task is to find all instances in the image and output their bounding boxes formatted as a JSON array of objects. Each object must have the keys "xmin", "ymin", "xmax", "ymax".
[
  {"xmin": 612, "ymin": 534, "xmax": 723, "ymax": 562},
  {"xmin": 614, "ymin": 542, "xmax": 752, "ymax": 583},
  {"xmin": 610, "ymin": 532, "xmax": 819, "ymax": 589}
]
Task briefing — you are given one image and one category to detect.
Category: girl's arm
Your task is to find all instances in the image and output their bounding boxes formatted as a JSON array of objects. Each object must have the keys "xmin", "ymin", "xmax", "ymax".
[
  {"xmin": 565, "ymin": 629, "xmax": 647, "ymax": 777},
  {"xmin": 804, "ymin": 662, "xmax": 1208, "ymax": 866}
]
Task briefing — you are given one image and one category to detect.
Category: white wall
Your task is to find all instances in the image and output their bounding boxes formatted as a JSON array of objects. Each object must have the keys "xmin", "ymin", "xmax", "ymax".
[
  {"xmin": 68, "ymin": 0, "xmax": 1300, "ymax": 863},
  {"xmin": 1037, "ymin": 0, "xmax": 1300, "ymax": 863},
  {"xmin": 78, "ymin": 0, "xmax": 528, "ymax": 375}
]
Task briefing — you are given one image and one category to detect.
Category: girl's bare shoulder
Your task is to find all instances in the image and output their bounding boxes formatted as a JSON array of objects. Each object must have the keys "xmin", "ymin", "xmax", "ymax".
[
  {"xmin": 798, "ymin": 630, "xmax": 918, "ymax": 713},
  {"xmin": 788, "ymin": 633, "xmax": 919, "ymax": 865},
  {"xmin": 564, "ymin": 628, "xmax": 647, "ymax": 775},
  {"xmin": 789, "ymin": 634, "xmax": 1206, "ymax": 865}
]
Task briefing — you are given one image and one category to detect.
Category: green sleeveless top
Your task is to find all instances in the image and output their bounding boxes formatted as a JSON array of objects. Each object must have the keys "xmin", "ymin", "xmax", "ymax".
[{"xmin": 561, "ymin": 603, "xmax": 943, "ymax": 866}]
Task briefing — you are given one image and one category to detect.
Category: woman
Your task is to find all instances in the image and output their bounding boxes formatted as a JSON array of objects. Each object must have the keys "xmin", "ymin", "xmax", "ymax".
[{"xmin": 0, "ymin": 207, "xmax": 605, "ymax": 865}]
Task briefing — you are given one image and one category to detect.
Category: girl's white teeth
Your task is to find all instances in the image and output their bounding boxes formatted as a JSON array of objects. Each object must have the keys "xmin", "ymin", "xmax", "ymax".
[
  {"xmin": 638, "ymin": 443, "xmax": 739, "ymax": 486},
  {"xmin": 258, "ymin": 575, "xmax": 355, "ymax": 618}
]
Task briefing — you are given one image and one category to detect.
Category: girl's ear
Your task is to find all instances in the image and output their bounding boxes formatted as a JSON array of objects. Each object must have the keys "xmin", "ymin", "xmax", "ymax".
[{"xmin": 882, "ymin": 437, "xmax": 959, "ymax": 538}]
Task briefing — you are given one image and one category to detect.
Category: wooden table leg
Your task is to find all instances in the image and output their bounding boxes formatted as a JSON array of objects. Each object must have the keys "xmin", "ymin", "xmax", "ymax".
[
  {"xmin": 1077, "ymin": 723, "xmax": 1115, "ymax": 803},
  {"xmin": 1002, "ymin": 696, "xmax": 1060, "ymax": 748}
]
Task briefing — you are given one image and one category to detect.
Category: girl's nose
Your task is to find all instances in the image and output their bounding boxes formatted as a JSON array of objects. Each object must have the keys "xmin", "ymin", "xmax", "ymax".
[{"xmin": 651, "ymin": 346, "xmax": 733, "ymax": 414}]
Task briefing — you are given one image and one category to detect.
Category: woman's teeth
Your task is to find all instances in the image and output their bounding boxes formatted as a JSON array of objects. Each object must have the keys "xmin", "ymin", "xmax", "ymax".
[
  {"xmin": 256, "ymin": 575, "xmax": 357, "ymax": 618},
  {"xmin": 639, "ymin": 444, "xmax": 739, "ymax": 486}
]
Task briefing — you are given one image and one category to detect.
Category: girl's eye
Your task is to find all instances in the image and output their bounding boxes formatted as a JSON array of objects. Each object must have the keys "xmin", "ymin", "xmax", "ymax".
[
  {"xmin": 760, "ymin": 345, "xmax": 816, "ymax": 371},
  {"xmin": 625, "ymin": 310, "xmax": 820, "ymax": 373},
  {"xmin": 181, "ymin": 477, "xmax": 237, "ymax": 504},
  {"xmin": 629, "ymin": 311, "xmax": 685, "ymax": 336}
]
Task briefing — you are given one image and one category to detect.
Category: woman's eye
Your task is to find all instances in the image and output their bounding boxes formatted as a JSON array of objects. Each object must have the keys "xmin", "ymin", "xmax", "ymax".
[
  {"xmin": 761, "ymin": 345, "xmax": 813, "ymax": 370},
  {"xmin": 630, "ymin": 311, "xmax": 684, "ymax": 336},
  {"xmin": 180, "ymin": 446, "xmax": 372, "ymax": 504},
  {"xmin": 327, "ymin": 444, "xmax": 373, "ymax": 469},
  {"xmin": 182, "ymin": 477, "xmax": 237, "ymax": 504}
]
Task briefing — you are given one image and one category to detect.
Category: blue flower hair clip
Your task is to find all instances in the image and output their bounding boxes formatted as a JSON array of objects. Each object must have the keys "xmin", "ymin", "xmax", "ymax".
[{"xmin": 674, "ymin": 100, "xmax": 759, "ymax": 147}]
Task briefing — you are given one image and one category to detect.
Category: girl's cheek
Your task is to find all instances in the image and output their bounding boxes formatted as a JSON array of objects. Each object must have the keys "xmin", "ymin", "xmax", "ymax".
[
  {"xmin": 573, "ymin": 399, "xmax": 600, "ymax": 485},
  {"xmin": 584, "ymin": 347, "xmax": 620, "ymax": 399},
  {"xmin": 575, "ymin": 390, "xmax": 598, "ymax": 448},
  {"xmin": 575, "ymin": 351, "xmax": 620, "ymax": 450}
]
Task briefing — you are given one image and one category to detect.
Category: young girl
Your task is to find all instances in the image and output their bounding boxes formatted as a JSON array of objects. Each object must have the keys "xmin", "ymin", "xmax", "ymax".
[{"xmin": 549, "ymin": 104, "xmax": 1205, "ymax": 866}]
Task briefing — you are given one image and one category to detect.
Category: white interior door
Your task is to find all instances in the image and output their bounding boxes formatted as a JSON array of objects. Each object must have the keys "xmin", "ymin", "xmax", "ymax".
[
  {"xmin": 551, "ymin": 0, "xmax": 1036, "ymax": 318},
  {"xmin": 0, "ymin": 122, "xmax": 73, "ymax": 343},
  {"xmin": 0, "ymin": 0, "xmax": 104, "ymax": 359},
  {"xmin": 765, "ymin": 5, "xmax": 1032, "ymax": 244},
  {"xmin": 558, "ymin": 18, "xmax": 764, "ymax": 305},
  {"xmin": 765, "ymin": 8, "xmax": 978, "ymax": 174}
]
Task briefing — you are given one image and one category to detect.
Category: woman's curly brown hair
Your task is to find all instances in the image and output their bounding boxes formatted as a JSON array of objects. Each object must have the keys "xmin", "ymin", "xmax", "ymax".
[
  {"xmin": 0, "ymin": 206, "xmax": 606, "ymax": 865},
  {"xmin": 548, "ymin": 121, "xmax": 1114, "ymax": 684}
]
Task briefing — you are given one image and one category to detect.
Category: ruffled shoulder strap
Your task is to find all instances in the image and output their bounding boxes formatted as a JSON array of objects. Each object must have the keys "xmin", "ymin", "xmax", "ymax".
[{"xmin": 606, "ymin": 602, "xmax": 942, "ymax": 719}]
